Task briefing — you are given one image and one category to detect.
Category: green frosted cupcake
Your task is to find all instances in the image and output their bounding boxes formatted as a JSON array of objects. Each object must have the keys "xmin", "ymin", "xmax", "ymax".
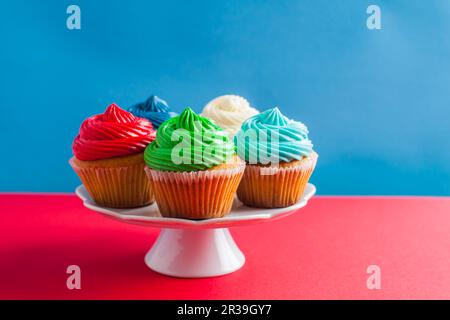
[{"xmin": 144, "ymin": 108, "xmax": 245, "ymax": 219}]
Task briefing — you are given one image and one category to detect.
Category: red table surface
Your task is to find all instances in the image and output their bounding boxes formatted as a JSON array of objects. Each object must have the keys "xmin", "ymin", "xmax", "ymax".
[{"xmin": 1, "ymin": 193, "xmax": 450, "ymax": 300}]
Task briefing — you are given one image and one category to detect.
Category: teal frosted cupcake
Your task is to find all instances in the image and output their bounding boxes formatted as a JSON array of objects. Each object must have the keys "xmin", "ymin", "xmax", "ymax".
[{"xmin": 234, "ymin": 107, "xmax": 318, "ymax": 208}]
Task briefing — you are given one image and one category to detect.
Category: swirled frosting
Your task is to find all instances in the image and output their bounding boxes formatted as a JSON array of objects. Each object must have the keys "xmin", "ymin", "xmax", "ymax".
[
  {"xmin": 144, "ymin": 108, "xmax": 235, "ymax": 172},
  {"xmin": 128, "ymin": 95, "xmax": 176, "ymax": 128},
  {"xmin": 73, "ymin": 103, "xmax": 156, "ymax": 161},
  {"xmin": 234, "ymin": 107, "xmax": 313, "ymax": 164},
  {"xmin": 201, "ymin": 95, "xmax": 259, "ymax": 137}
]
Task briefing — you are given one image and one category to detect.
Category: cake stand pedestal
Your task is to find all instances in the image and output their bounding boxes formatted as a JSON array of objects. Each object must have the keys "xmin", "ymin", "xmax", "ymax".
[
  {"xmin": 145, "ymin": 228, "xmax": 244, "ymax": 277},
  {"xmin": 75, "ymin": 183, "xmax": 315, "ymax": 278}
]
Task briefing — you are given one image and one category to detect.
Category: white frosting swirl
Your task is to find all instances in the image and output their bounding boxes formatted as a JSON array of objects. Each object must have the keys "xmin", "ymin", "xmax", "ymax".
[{"xmin": 201, "ymin": 95, "xmax": 259, "ymax": 137}]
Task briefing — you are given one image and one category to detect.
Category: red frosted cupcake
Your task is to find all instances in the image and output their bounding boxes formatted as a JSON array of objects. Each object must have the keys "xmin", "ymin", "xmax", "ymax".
[{"xmin": 70, "ymin": 103, "xmax": 156, "ymax": 208}]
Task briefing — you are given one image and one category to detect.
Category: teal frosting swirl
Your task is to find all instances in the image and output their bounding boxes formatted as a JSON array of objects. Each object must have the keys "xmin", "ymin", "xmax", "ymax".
[{"xmin": 234, "ymin": 107, "xmax": 313, "ymax": 164}]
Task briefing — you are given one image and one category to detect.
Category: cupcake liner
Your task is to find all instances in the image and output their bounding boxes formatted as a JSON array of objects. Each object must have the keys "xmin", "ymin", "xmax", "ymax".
[
  {"xmin": 237, "ymin": 151, "xmax": 318, "ymax": 208},
  {"xmin": 145, "ymin": 161, "xmax": 245, "ymax": 219},
  {"xmin": 70, "ymin": 157, "xmax": 154, "ymax": 208}
]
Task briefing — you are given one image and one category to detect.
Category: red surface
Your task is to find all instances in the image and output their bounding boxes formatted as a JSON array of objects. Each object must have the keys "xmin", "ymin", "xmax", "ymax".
[{"xmin": 1, "ymin": 193, "xmax": 450, "ymax": 299}]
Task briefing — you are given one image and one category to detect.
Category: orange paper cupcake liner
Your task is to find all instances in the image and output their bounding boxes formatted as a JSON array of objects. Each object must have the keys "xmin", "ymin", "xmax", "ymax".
[
  {"xmin": 70, "ymin": 157, "xmax": 154, "ymax": 208},
  {"xmin": 237, "ymin": 151, "xmax": 318, "ymax": 208},
  {"xmin": 145, "ymin": 161, "xmax": 245, "ymax": 219}
]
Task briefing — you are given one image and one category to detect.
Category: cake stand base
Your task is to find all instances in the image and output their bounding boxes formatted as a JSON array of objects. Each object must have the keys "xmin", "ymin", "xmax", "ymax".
[{"xmin": 144, "ymin": 228, "xmax": 245, "ymax": 278}]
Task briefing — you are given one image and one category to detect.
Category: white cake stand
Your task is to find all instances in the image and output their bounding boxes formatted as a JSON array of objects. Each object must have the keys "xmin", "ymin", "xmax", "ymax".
[{"xmin": 75, "ymin": 183, "xmax": 316, "ymax": 278}]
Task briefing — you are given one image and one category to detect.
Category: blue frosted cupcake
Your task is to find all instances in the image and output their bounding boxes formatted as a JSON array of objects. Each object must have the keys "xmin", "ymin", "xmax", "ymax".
[{"xmin": 128, "ymin": 95, "xmax": 176, "ymax": 128}]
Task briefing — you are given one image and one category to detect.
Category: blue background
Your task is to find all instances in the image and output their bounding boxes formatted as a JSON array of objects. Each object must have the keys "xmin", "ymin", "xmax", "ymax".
[{"xmin": 1, "ymin": 0, "xmax": 450, "ymax": 195}]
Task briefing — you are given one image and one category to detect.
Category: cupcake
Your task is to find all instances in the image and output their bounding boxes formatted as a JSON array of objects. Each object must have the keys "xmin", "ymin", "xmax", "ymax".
[
  {"xmin": 70, "ymin": 103, "xmax": 156, "ymax": 208},
  {"xmin": 128, "ymin": 95, "xmax": 176, "ymax": 129},
  {"xmin": 201, "ymin": 95, "xmax": 259, "ymax": 137},
  {"xmin": 234, "ymin": 107, "xmax": 318, "ymax": 208},
  {"xmin": 144, "ymin": 108, "xmax": 245, "ymax": 219}
]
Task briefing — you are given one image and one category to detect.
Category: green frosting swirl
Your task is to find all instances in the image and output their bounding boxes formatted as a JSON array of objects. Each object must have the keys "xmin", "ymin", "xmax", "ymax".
[{"xmin": 144, "ymin": 108, "xmax": 235, "ymax": 172}]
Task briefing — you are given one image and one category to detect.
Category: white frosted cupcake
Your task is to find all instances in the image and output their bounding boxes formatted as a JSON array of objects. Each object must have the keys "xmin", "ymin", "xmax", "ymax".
[{"xmin": 201, "ymin": 95, "xmax": 259, "ymax": 137}]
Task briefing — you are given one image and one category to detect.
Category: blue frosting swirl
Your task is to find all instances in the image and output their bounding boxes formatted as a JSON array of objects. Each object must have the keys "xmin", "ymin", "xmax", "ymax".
[
  {"xmin": 128, "ymin": 95, "xmax": 176, "ymax": 128},
  {"xmin": 234, "ymin": 107, "xmax": 313, "ymax": 164}
]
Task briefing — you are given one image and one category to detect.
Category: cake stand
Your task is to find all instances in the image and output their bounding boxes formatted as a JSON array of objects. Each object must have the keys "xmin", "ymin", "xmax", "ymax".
[{"xmin": 75, "ymin": 183, "xmax": 316, "ymax": 278}]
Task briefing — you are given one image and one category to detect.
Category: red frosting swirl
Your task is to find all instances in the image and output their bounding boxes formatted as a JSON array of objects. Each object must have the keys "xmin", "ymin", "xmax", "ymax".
[{"xmin": 73, "ymin": 103, "xmax": 156, "ymax": 161}]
